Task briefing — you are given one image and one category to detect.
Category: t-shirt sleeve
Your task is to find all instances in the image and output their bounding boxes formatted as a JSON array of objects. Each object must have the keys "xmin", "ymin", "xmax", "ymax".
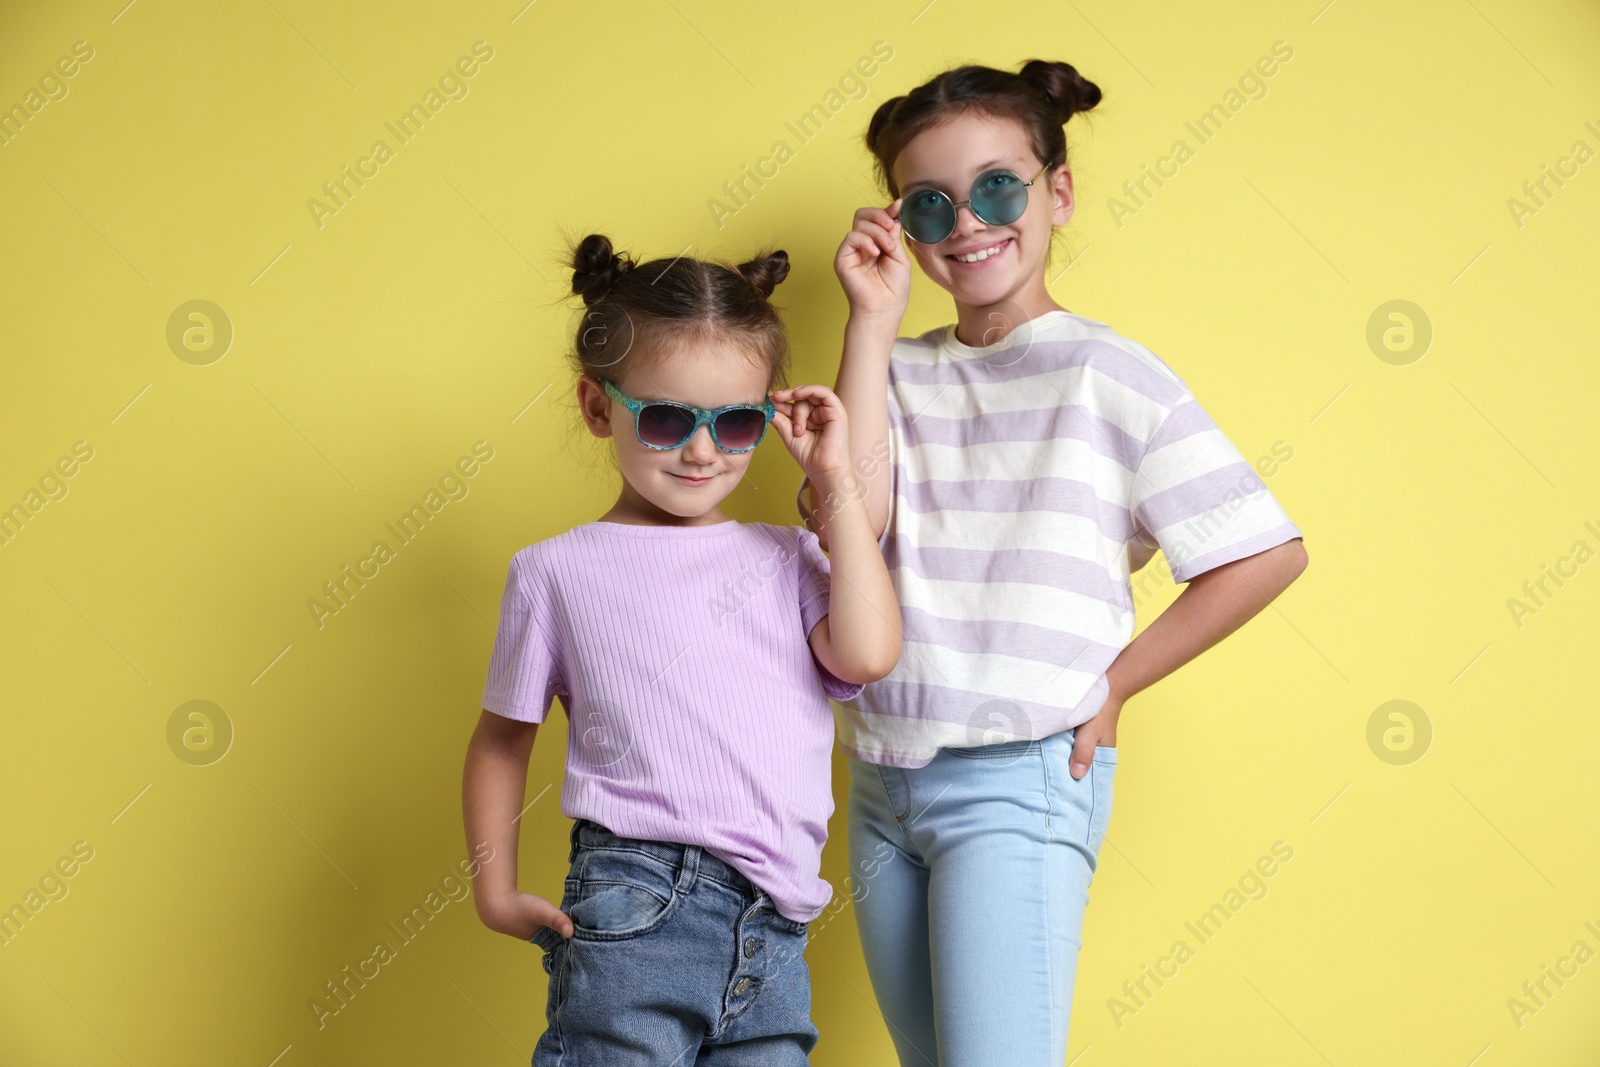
[
  {"xmin": 481, "ymin": 550, "xmax": 568, "ymax": 723},
  {"xmin": 1127, "ymin": 392, "xmax": 1304, "ymax": 584},
  {"xmin": 795, "ymin": 526, "xmax": 868, "ymax": 703}
]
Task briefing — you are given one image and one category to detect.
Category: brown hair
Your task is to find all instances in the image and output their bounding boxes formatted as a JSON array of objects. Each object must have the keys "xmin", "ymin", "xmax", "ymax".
[
  {"xmin": 566, "ymin": 234, "xmax": 792, "ymax": 391},
  {"xmin": 864, "ymin": 60, "xmax": 1103, "ymax": 198}
]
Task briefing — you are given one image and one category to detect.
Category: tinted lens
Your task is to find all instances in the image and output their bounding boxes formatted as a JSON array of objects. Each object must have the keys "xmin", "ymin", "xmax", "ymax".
[
  {"xmin": 901, "ymin": 187, "xmax": 956, "ymax": 243},
  {"xmin": 636, "ymin": 403, "xmax": 696, "ymax": 448},
  {"xmin": 970, "ymin": 169, "xmax": 1029, "ymax": 226},
  {"xmin": 712, "ymin": 408, "xmax": 767, "ymax": 451}
]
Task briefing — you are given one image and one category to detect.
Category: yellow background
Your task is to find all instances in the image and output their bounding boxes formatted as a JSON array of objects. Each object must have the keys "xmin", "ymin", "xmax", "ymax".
[{"xmin": 2, "ymin": 0, "xmax": 1598, "ymax": 1063}]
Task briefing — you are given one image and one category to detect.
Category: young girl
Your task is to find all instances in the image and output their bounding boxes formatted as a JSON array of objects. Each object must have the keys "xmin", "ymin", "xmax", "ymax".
[
  {"xmin": 463, "ymin": 234, "xmax": 901, "ymax": 1064},
  {"xmin": 798, "ymin": 61, "xmax": 1309, "ymax": 1064}
]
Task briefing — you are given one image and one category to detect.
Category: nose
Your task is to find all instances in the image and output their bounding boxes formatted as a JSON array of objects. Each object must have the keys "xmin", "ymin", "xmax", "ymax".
[
  {"xmin": 948, "ymin": 201, "xmax": 987, "ymax": 240},
  {"xmin": 682, "ymin": 424, "xmax": 719, "ymax": 461}
]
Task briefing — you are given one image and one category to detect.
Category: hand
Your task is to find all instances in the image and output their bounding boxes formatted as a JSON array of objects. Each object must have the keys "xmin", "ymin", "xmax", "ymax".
[
  {"xmin": 769, "ymin": 384, "xmax": 849, "ymax": 485},
  {"xmin": 835, "ymin": 198, "xmax": 912, "ymax": 322},
  {"xmin": 476, "ymin": 889, "xmax": 573, "ymax": 941},
  {"xmin": 1069, "ymin": 692, "xmax": 1123, "ymax": 780}
]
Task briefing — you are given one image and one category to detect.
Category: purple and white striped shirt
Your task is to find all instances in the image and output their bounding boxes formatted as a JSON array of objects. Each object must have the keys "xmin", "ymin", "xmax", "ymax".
[
  {"xmin": 480, "ymin": 520, "xmax": 864, "ymax": 922},
  {"xmin": 798, "ymin": 310, "xmax": 1304, "ymax": 768}
]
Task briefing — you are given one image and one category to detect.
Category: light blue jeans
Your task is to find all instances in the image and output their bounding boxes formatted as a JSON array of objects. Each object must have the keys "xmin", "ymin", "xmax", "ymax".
[{"xmin": 847, "ymin": 726, "xmax": 1117, "ymax": 1066}]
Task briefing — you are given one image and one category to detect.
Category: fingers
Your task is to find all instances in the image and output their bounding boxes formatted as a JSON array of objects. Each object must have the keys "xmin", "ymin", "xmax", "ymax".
[
  {"xmin": 848, "ymin": 206, "xmax": 902, "ymax": 256},
  {"xmin": 771, "ymin": 385, "xmax": 839, "ymax": 416},
  {"xmin": 792, "ymin": 398, "xmax": 814, "ymax": 437},
  {"xmin": 838, "ymin": 230, "xmax": 889, "ymax": 266},
  {"xmin": 532, "ymin": 898, "xmax": 574, "ymax": 938},
  {"xmin": 852, "ymin": 203, "xmax": 897, "ymax": 231},
  {"xmin": 768, "ymin": 407, "xmax": 794, "ymax": 448},
  {"xmin": 772, "ymin": 386, "xmax": 841, "ymax": 439},
  {"xmin": 1069, "ymin": 735, "xmax": 1096, "ymax": 779}
]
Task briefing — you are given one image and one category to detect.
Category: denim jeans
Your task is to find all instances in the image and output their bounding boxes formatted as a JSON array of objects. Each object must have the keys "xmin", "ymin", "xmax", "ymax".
[
  {"xmin": 528, "ymin": 818, "xmax": 818, "ymax": 1065},
  {"xmin": 847, "ymin": 726, "xmax": 1117, "ymax": 1066}
]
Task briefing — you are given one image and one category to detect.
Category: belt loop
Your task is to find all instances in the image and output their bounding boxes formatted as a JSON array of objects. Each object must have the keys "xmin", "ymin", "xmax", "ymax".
[
  {"xmin": 567, "ymin": 817, "xmax": 582, "ymax": 862},
  {"xmin": 677, "ymin": 843, "xmax": 701, "ymax": 893}
]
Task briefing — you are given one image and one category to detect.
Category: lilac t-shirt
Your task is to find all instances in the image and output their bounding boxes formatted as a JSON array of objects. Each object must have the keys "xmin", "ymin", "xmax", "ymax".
[{"xmin": 480, "ymin": 519, "xmax": 864, "ymax": 923}]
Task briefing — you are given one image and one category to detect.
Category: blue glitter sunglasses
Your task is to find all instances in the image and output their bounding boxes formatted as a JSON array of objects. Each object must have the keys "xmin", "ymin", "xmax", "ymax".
[{"xmin": 601, "ymin": 378, "xmax": 776, "ymax": 454}]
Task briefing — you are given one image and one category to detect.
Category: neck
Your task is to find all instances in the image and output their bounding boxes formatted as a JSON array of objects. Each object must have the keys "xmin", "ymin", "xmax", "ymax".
[{"xmin": 951, "ymin": 279, "xmax": 1066, "ymax": 347}]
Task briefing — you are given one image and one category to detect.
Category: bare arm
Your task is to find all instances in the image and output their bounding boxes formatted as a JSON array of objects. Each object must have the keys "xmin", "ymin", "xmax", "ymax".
[
  {"xmin": 803, "ymin": 200, "xmax": 911, "ymax": 552},
  {"xmin": 806, "ymin": 462, "xmax": 903, "ymax": 683},
  {"xmin": 1066, "ymin": 538, "xmax": 1309, "ymax": 777},
  {"xmin": 770, "ymin": 380, "xmax": 903, "ymax": 685},
  {"xmin": 803, "ymin": 315, "xmax": 898, "ymax": 552},
  {"xmin": 462, "ymin": 707, "xmax": 573, "ymax": 939}
]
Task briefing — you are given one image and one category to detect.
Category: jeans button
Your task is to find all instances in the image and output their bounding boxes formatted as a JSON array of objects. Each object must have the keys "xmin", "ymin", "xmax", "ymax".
[
  {"xmin": 743, "ymin": 936, "xmax": 758, "ymax": 958},
  {"xmin": 733, "ymin": 976, "xmax": 751, "ymax": 995}
]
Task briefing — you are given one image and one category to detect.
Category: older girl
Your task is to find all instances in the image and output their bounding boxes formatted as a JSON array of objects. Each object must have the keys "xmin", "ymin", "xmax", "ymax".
[{"xmin": 798, "ymin": 61, "xmax": 1308, "ymax": 1065}]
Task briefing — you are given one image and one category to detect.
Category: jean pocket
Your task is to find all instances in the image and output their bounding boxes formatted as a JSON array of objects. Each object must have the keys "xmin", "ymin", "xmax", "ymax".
[
  {"xmin": 774, "ymin": 915, "xmax": 811, "ymax": 937},
  {"xmin": 531, "ymin": 923, "xmax": 566, "ymax": 964},
  {"xmin": 566, "ymin": 845, "xmax": 678, "ymax": 942},
  {"xmin": 1087, "ymin": 751, "xmax": 1117, "ymax": 853}
]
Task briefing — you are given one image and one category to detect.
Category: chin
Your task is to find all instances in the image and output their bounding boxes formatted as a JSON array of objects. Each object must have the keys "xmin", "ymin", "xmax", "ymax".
[
  {"xmin": 654, "ymin": 480, "xmax": 735, "ymax": 514},
  {"xmin": 946, "ymin": 272, "xmax": 1025, "ymax": 307}
]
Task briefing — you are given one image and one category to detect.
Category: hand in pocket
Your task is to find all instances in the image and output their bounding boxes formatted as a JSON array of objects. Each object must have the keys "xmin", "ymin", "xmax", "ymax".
[{"xmin": 477, "ymin": 889, "xmax": 573, "ymax": 941}]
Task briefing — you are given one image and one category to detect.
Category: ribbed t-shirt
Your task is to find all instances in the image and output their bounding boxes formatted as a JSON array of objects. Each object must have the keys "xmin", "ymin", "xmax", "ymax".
[
  {"xmin": 480, "ymin": 519, "xmax": 864, "ymax": 922},
  {"xmin": 797, "ymin": 310, "xmax": 1304, "ymax": 768}
]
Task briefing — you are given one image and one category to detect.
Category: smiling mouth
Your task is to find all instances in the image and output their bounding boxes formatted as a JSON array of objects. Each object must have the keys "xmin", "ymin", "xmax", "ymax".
[
  {"xmin": 947, "ymin": 238, "xmax": 1011, "ymax": 263},
  {"xmin": 671, "ymin": 472, "xmax": 716, "ymax": 485}
]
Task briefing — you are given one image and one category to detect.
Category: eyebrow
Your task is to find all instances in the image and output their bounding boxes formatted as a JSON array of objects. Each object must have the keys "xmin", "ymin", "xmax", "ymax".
[{"xmin": 901, "ymin": 157, "xmax": 1020, "ymax": 190}]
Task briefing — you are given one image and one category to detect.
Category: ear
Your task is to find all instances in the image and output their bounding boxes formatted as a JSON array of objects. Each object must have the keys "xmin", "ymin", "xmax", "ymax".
[
  {"xmin": 576, "ymin": 375, "xmax": 615, "ymax": 440},
  {"xmin": 1049, "ymin": 165, "xmax": 1076, "ymax": 228}
]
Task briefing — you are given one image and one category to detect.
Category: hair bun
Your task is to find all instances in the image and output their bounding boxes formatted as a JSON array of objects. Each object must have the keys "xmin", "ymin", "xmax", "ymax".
[
  {"xmin": 1018, "ymin": 60, "xmax": 1102, "ymax": 122},
  {"xmin": 735, "ymin": 250, "xmax": 790, "ymax": 299},
  {"xmin": 571, "ymin": 233, "xmax": 633, "ymax": 306},
  {"xmin": 865, "ymin": 94, "xmax": 905, "ymax": 154}
]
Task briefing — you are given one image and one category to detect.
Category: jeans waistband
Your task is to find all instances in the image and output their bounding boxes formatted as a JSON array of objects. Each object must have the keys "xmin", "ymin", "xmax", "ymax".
[{"xmin": 568, "ymin": 818, "xmax": 758, "ymax": 896}]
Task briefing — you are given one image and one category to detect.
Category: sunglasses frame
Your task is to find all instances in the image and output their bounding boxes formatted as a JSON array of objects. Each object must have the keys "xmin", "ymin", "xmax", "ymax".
[
  {"xmin": 899, "ymin": 162, "xmax": 1054, "ymax": 244},
  {"xmin": 600, "ymin": 377, "xmax": 776, "ymax": 454}
]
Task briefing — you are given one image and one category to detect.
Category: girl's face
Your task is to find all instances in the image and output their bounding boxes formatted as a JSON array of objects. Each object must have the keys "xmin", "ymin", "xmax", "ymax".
[
  {"xmin": 891, "ymin": 111, "xmax": 1076, "ymax": 310},
  {"xmin": 578, "ymin": 338, "xmax": 771, "ymax": 523}
]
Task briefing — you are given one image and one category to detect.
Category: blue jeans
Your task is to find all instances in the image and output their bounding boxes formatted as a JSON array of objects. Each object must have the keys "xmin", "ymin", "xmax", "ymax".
[
  {"xmin": 847, "ymin": 727, "xmax": 1117, "ymax": 1066},
  {"xmin": 528, "ymin": 818, "xmax": 818, "ymax": 1065}
]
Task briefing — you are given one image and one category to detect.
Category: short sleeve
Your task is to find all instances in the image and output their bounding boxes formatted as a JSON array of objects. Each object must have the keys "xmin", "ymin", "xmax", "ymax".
[
  {"xmin": 1128, "ymin": 393, "xmax": 1303, "ymax": 584},
  {"xmin": 794, "ymin": 527, "xmax": 868, "ymax": 703},
  {"xmin": 481, "ymin": 551, "xmax": 568, "ymax": 722}
]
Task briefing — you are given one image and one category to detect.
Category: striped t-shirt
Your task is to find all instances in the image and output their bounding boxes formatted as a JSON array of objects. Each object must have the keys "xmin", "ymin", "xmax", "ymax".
[
  {"xmin": 797, "ymin": 310, "xmax": 1303, "ymax": 768},
  {"xmin": 479, "ymin": 520, "xmax": 864, "ymax": 922}
]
